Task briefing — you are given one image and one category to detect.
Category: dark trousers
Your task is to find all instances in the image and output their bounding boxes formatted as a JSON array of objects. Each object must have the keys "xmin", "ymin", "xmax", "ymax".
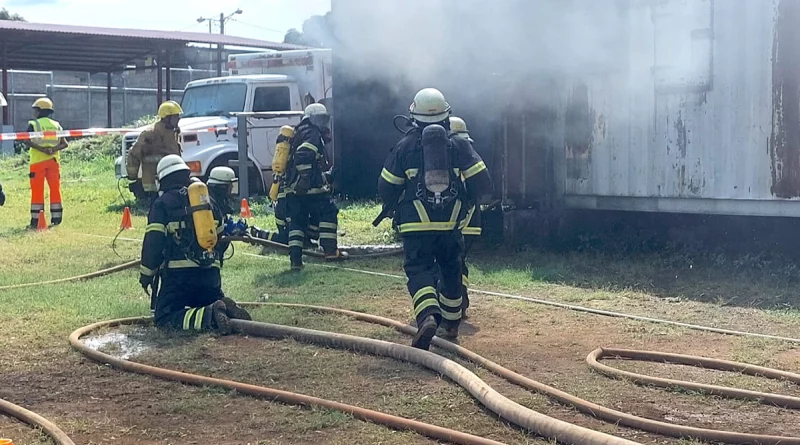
[
  {"xmin": 403, "ymin": 232, "xmax": 464, "ymax": 328},
  {"xmin": 154, "ymin": 268, "xmax": 225, "ymax": 331},
  {"xmin": 286, "ymin": 194, "xmax": 339, "ymax": 265},
  {"xmin": 461, "ymin": 236, "xmax": 477, "ymax": 311}
]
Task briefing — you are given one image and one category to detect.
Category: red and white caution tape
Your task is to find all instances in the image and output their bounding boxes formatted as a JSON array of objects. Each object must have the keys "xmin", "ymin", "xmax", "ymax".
[{"xmin": 0, "ymin": 126, "xmax": 232, "ymax": 142}]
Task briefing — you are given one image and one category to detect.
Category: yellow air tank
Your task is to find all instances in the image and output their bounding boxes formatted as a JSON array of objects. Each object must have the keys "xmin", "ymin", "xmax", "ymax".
[
  {"xmin": 188, "ymin": 181, "xmax": 218, "ymax": 252},
  {"xmin": 272, "ymin": 125, "xmax": 294, "ymax": 173},
  {"xmin": 270, "ymin": 125, "xmax": 295, "ymax": 201}
]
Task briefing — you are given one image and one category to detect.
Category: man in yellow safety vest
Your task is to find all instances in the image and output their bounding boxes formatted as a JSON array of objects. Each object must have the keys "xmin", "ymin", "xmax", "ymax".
[{"xmin": 24, "ymin": 97, "xmax": 68, "ymax": 228}]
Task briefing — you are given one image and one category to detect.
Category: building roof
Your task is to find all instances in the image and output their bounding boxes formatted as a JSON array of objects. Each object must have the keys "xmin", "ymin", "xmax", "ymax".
[{"xmin": 0, "ymin": 21, "xmax": 305, "ymax": 73}]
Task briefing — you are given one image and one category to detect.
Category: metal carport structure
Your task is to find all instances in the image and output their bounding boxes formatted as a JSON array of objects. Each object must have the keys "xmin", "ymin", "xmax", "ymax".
[{"xmin": 0, "ymin": 20, "xmax": 303, "ymax": 127}]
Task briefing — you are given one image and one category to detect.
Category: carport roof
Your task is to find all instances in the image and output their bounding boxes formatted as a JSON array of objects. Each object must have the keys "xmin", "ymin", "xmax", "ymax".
[{"xmin": 0, "ymin": 20, "xmax": 305, "ymax": 72}]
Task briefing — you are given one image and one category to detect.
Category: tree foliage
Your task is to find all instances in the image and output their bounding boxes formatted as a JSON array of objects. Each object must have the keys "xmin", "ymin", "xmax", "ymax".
[
  {"xmin": 0, "ymin": 8, "xmax": 25, "ymax": 21},
  {"xmin": 283, "ymin": 11, "xmax": 333, "ymax": 48}
]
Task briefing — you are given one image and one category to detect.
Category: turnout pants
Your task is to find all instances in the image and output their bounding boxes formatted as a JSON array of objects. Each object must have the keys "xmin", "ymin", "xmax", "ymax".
[
  {"xmin": 30, "ymin": 158, "xmax": 62, "ymax": 226},
  {"xmin": 286, "ymin": 194, "xmax": 339, "ymax": 265},
  {"xmin": 403, "ymin": 232, "xmax": 464, "ymax": 328},
  {"xmin": 256, "ymin": 197, "xmax": 320, "ymax": 246},
  {"xmin": 154, "ymin": 268, "xmax": 225, "ymax": 332},
  {"xmin": 461, "ymin": 236, "xmax": 477, "ymax": 312}
]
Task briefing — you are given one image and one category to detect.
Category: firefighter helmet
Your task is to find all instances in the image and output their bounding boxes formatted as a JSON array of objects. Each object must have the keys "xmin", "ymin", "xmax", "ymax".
[
  {"xmin": 409, "ymin": 88, "xmax": 451, "ymax": 123},
  {"xmin": 303, "ymin": 103, "xmax": 330, "ymax": 129},
  {"xmin": 32, "ymin": 97, "xmax": 54, "ymax": 110},
  {"xmin": 157, "ymin": 154, "xmax": 190, "ymax": 181},
  {"xmin": 158, "ymin": 101, "xmax": 183, "ymax": 119},
  {"xmin": 208, "ymin": 166, "xmax": 238, "ymax": 186}
]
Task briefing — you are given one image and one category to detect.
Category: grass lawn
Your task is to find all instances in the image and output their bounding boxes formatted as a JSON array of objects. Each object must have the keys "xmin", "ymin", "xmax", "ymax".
[{"xmin": 2, "ymin": 152, "xmax": 800, "ymax": 444}]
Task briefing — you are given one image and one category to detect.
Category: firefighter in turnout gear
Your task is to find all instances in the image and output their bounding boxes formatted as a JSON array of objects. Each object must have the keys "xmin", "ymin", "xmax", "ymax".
[
  {"xmin": 207, "ymin": 166, "xmax": 239, "ymax": 217},
  {"xmin": 139, "ymin": 155, "xmax": 251, "ymax": 333},
  {"xmin": 25, "ymin": 98, "xmax": 68, "ymax": 228},
  {"xmin": 251, "ymin": 126, "xmax": 321, "ymax": 247},
  {"xmin": 126, "ymin": 101, "xmax": 183, "ymax": 203},
  {"xmin": 283, "ymin": 103, "xmax": 346, "ymax": 269},
  {"xmin": 378, "ymin": 88, "xmax": 491, "ymax": 350},
  {"xmin": 450, "ymin": 116, "xmax": 481, "ymax": 319}
]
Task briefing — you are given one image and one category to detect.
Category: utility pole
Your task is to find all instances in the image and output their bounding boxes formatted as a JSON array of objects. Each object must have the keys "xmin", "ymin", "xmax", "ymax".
[
  {"xmin": 197, "ymin": 8, "xmax": 242, "ymax": 76},
  {"xmin": 218, "ymin": 12, "xmax": 225, "ymax": 77}
]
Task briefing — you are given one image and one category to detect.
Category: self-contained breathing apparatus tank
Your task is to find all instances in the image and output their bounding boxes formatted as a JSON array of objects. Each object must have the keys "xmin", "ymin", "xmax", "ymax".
[
  {"xmin": 187, "ymin": 181, "xmax": 218, "ymax": 253},
  {"xmin": 418, "ymin": 124, "xmax": 458, "ymax": 209},
  {"xmin": 269, "ymin": 125, "xmax": 295, "ymax": 201}
]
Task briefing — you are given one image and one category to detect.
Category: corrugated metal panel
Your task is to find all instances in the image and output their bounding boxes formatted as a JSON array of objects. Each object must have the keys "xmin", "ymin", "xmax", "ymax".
[{"xmin": 564, "ymin": 0, "xmax": 780, "ymax": 202}]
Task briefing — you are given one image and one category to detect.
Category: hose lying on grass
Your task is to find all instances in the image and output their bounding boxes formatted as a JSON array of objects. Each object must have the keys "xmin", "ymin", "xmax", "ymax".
[
  {"xmin": 258, "ymin": 303, "xmax": 800, "ymax": 445},
  {"xmin": 0, "ymin": 260, "xmax": 141, "ymax": 291},
  {"xmin": 0, "ymin": 397, "xmax": 75, "ymax": 445},
  {"xmin": 71, "ymin": 315, "xmax": 637, "ymax": 445}
]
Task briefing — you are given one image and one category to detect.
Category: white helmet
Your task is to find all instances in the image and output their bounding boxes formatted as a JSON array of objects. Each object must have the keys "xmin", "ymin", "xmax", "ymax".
[
  {"xmin": 156, "ymin": 154, "xmax": 190, "ymax": 181},
  {"xmin": 409, "ymin": 88, "xmax": 451, "ymax": 123},
  {"xmin": 449, "ymin": 117, "xmax": 469, "ymax": 136},
  {"xmin": 208, "ymin": 166, "xmax": 237, "ymax": 186},
  {"xmin": 303, "ymin": 103, "xmax": 330, "ymax": 129},
  {"xmin": 0, "ymin": 93, "xmax": 6, "ymax": 107}
]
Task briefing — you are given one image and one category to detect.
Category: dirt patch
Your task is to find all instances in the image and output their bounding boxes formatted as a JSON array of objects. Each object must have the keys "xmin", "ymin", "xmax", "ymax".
[{"xmin": 3, "ymin": 294, "xmax": 800, "ymax": 444}]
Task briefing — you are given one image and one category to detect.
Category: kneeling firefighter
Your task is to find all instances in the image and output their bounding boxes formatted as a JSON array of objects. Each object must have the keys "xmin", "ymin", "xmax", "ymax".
[
  {"xmin": 139, "ymin": 155, "xmax": 251, "ymax": 334},
  {"xmin": 377, "ymin": 88, "xmax": 491, "ymax": 350},
  {"xmin": 283, "ymin": 103, "xmax": 346, "ymax": 269},
  {"xmin": 449, "ymin": 116, "xmax": 482, "ymax": 319}
]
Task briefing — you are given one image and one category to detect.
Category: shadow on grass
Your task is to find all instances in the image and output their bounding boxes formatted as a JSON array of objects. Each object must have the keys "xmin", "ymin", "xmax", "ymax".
[
  {"xmin": 469, "ymin": 242, "xmax": 800, "ymax": 311},
  {"xmin": 254, "ymin": 268, "xmax": 314, "ymax": 289}
]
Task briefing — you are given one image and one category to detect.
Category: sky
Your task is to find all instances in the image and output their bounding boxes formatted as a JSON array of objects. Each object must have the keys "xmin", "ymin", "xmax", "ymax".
[{"xmin": 1, "ymin": 0, "xmax": 331, "ymax": 42}]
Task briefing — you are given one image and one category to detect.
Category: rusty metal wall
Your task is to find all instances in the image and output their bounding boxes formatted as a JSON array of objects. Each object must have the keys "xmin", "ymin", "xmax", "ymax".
[{"xmin": 561, "ymin": 0, "xmax": 800, "ymax": 216}]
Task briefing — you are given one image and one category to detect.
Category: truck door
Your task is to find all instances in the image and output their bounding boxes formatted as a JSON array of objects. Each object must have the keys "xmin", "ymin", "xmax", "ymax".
[{"xmin": 247, "ymin": 84, "xmax": 303, "ymax": 172}]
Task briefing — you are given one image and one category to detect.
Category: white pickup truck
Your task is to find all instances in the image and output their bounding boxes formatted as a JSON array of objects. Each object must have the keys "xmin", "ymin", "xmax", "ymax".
[{"xmin": 115, "ymin": 48, "xmax": 333, "ymax": 197}]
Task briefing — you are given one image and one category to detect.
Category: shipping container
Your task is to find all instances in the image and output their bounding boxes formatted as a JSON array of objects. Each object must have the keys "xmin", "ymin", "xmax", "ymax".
[{"xmin": 332, "ymin": 0, "xmax": 800, "ymax": 218}]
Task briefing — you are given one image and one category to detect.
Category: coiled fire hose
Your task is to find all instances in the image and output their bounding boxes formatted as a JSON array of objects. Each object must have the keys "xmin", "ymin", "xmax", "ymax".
[
  {"xmin": 63, "ymin": 303, "xmax": 800, "ymax": 445},
  {"xmin": 6, "ymin": 242, "xmax": 800, "ymax": 444}
]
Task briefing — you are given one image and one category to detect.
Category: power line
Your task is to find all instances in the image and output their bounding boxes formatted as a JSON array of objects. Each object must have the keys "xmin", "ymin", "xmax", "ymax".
[{"xmin": 228, "ymin": 18, "xmax": 285, "ymax": 36}]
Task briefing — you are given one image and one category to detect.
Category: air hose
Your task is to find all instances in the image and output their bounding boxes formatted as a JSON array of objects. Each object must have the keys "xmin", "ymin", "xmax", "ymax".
[
  {"xmin": 0, "ymin": 397, "xmax": 75, "ymax": 445},
  {"xmin": 0, "ymin": 260, "xmax": 141, "ymax": 291},
  {"xmin": 71, "ymin": 315, "xmax": 636, "ymax": 445}
]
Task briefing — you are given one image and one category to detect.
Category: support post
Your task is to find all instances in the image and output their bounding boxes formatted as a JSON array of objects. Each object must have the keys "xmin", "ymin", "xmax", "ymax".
[
  {"xmin": 156, "ymin": 50, "xmax": 163, "ymax": 107},
  {"xmin": 237, "ymin": 114, "xmax": 249, "ymax": 199},
  {"xmin": 217, "ymin": 12, "xmax": 224, "ymax": 77},
  {"xmin": 2, "ymin": 43, "xmax": 7, "ymax": 125},
  {"xmin": 106, "ymin": 72, "xmax": 112, "ymax": 127},
  {"xmin": 165, "ymin": 51, "xmax": 172, "ymax": 101}
]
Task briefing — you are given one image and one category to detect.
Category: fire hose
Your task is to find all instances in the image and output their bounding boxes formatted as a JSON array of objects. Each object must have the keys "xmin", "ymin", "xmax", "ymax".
[
  {"xmin": 0, "ymin": 398, "xmax": 75, "ymax": 445},
  {"xmin": 5, "ymin": 244, "xmax": 800, "ymax": 443},
  {"xmin": 61, "ymin": 304, "xmax": 800, "ymax": 445},
  {"xmin": 0, "ymin": 236, "xmax": 402, "ymax": 292}
]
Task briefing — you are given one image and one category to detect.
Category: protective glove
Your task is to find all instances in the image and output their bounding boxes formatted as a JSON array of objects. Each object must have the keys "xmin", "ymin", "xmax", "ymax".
[
  {"xmin": 0, "ymin": 183, "xmax": 5, "ymax": 207},
  {"xmin": 139, "ymin": 273, "xmax": 154, "ymax": 295}
]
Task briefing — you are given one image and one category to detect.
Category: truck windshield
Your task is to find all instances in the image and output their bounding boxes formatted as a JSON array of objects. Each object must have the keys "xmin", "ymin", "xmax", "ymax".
[{"xmin": 181, "ymin": 83, "xmax": 247, "ymax": 118}]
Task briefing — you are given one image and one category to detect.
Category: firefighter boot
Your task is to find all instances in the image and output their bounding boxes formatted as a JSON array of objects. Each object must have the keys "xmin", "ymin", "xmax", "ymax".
[
  {"xmin": 436, "ymin": 322, "xmax": 459, "ymax": 342},
  {"xmin": 221, "ymin": 297, "xmax": 252, "ymax": 321},
  {"xmin": 209, "ymin": 300, "xmax": 232, "ymax": 335},
  {"xmin": 412, "ymin": 315, "xmax": 438, "ymax": 351}
]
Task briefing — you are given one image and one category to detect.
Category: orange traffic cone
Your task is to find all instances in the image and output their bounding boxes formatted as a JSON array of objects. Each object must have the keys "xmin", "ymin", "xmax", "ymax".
[
  {"xmin": 240, "ymin": 198, "xmax": 253, "ymax": 218},
  {"xmin": 120, "ymin": 206, "xmax": 133, "ymax": 230},
  {"xmin": 36, "ymin": 210, "xmax": 48, "ymax": 231}
]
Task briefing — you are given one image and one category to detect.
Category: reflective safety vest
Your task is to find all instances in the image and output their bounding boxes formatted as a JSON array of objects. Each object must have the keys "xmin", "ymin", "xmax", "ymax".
[{"xmin": 28, "ymin": 117, "xmax": 62, "ymax": 165}]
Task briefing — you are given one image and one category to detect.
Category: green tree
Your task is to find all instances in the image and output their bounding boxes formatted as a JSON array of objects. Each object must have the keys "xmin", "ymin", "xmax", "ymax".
[{"xmin": 0, "ymin": 8, "xmax": 25, "ymax": 21}]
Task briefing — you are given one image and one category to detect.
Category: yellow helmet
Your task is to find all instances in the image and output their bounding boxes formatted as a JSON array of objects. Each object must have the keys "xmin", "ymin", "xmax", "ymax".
[
  {"xmin": 32, "ymin": 97, "xmax": 54, "ymax": 110},
  {"xmin": 157, "ymin": 101, "xmax": 183, "ymax": 119}
]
